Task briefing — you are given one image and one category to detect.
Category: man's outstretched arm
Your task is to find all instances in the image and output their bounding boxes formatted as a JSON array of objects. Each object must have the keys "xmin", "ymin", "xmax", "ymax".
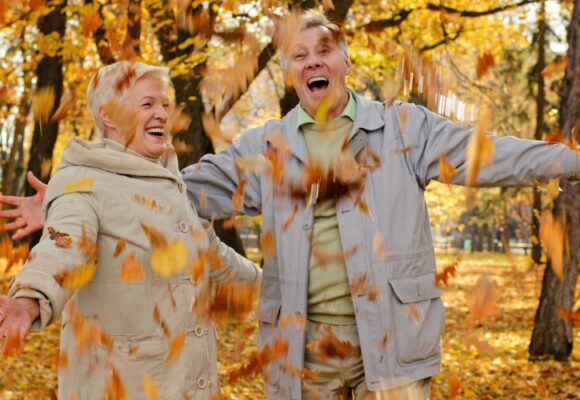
[{"xmin": 0, "ymin": 172, "xmax": 47, "ymax": 240}]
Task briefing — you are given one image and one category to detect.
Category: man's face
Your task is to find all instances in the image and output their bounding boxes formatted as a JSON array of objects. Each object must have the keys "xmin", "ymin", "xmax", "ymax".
[
  {"xmin": 286, "ymin": 26, "xmax": 351, "ymax": 121},
  {"xmin": 107, "ymin": 76, "xmax": 169, "ymax": 159}
]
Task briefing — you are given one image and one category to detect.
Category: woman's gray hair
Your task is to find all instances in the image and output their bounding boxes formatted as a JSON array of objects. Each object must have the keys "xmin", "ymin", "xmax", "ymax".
[
  {"xmin": 279, "ymin": 10, "xmax": 349, "ymax": 70},
  {"xmin": 87, "ymin": 61, "xmax": 170, "ymax": 134}
]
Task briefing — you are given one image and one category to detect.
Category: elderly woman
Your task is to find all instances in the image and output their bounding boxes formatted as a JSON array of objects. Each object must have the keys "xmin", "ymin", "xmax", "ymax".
[{"xmin": 0, "ymin": 61, "xmax": 260, "ymax": 399}]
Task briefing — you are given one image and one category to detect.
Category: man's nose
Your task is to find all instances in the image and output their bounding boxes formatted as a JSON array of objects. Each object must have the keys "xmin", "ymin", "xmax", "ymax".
[{"xmin": 306, "ymin": 55, "xmax": 322, "ymax": 68}]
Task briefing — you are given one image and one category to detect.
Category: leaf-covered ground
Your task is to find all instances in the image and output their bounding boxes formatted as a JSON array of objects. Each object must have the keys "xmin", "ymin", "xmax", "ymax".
[{"xmin": 1, "ymin": 253, "xmax": 579, "ymax": 399}]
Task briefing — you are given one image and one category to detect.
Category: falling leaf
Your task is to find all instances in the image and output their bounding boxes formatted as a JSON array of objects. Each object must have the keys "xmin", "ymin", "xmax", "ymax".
[
  {"xmin": 476, "ymin": 52, "xmax": 495, "ymax": 78},
  {"xmin": 141, "ymin": 224, "xmax": 168, "ymax": 247},
  {"xmin": 119, "ymin": 253, "xmax": 146, "ymax": 283},
  {"xmin": 274, "ymin": 11, "xmax": 303, "ymax": 60},
  {"xmin": 307, "ymin": 326, "xmax": 357, "ymax": 361},
  {"xmin": 260, "ymin": 230, "xmax": 275, "ymax": 262},
  {"xmin": 466, "ymin": 106, "xmax": 495, "ymax": 186},
  {"xmin": 47, "ymin": 227, "xmax": 72, "ymax": 248},
  {"xmin": 151, "ymin": 239, "xmax": 188, "ymax": 277},
  {"xmin": 101, "ymin": 99, "xmax": 137, "ymax": 143},
  {"xmin": 372, "ymin": 232, "xmax": 387, "ymax": 261},
  {"xmin": 51, "ymin": 91, "xmax": 76, "ymax": 122},
  {"xmin": 40, "ymin": 157, "xmax": 53, "ymax": 178},
  {"xmin": 32, "ymin": 86, "xmax": 55, "ymax": 123},
  {"xmin": 165, "ymin": 331, "xmax": 185, "ymax": 365},
  {"xmin": 236, "ymin": 155, "xmax": 269, "ymax": 174},
  {"xmin": 231, "ymin": 178, "xmax": 246, "ymax": 211},
  {"xmin": 378, "ymin": 332, "xmax": 389, "ymax": 351},
  {"xmin": 398, "ymin": 105, "xmax": 408, "ymax": 132},
  {"xmin": 281, "ymin": 205, "xmax": 299, "ymax": 233},
  {"xmin": 57, "ymin": 352, "xmax": 69, "ymax": 371},
  {"xmin": 165, "ymin": 104, "xmax": 191, "ymax": 135},
  {"xmin": 64, "ymin": 176, "xmax": 94, "ymax": 193},
  {"xmin": 80, "ymin": 4, "xmax": 102, "ymax": 37},
  {"xmin": 143, "ymin": 373, "xmax": 159, "ymax": 400},
  {"xmin": 435, "ymin": 263, "xmax": 457, "ymax": 287},
  {"xmin": 104, "ymin": 368, "xmax": 126, "ymax": 400},
  {"xmin": 439, "ymin": 153, "xmax": 457, "ymax": 184},
  {"xmin": 211, "ymin": 282, "xmax": 259, "ymax": 325},
  {"xmin": 541, "ymin": 56, "xmax": 567, "ymax": 77},
  {"xmin": 279, "ymin": 313, "xmax": 307, "ymax": 330},
  {"xmin": 54, "ymin": 260, "xmax": 96, "ymax": 290},
  {"xmin": 406, "ymin": 304, "xmax": 422, "ymax": 323},
  {"xmin": 540, "ymin": 213, "xmax": 567, "ymax": 280},
  {"xmin": 113, "ymin": 239, "xmax": 126, "ymax": 258},
  {"xmin": 448, "ymin": 374, "xmax": 461, "ymax": 399},
  {"xmin": 556, "ymin": 307, "xmax": 580, "ymax": 325},
  {"xmin": 153, "ymin": 305, "xmax": 171, "ymax": 338},
  {"xmin": 132, "ymin": 193, "xmax": 169, "ymax": 213},
  {"xmin": 466, "ymin": 275, "xmax": 500, "ymax": 328},
  {"xmin": 228, "ymin": 337, "xmax": 288, "ymax": 384}
]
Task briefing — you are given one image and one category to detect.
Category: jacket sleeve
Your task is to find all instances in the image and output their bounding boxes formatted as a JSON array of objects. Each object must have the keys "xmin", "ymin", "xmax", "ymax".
[
  {"xmin": 181, "ymin": 125, "xmax": 267, "ymax": 219},
  {"xmin": 403, "ymin": 103, "xmax": 580, "ymax": 188},
  {"xmin": 8, "ymin": 191, "xmax": 99, "ymax": 331},
  {"xmin": 202, "ymin": 220, "xmax": 261, "ymax": 284}
]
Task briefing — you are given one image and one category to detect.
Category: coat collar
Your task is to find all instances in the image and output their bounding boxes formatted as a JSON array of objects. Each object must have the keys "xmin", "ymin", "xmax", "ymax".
[{"xmin": 280, "ymin": 91, "xmax": 385, "ymax": 164}]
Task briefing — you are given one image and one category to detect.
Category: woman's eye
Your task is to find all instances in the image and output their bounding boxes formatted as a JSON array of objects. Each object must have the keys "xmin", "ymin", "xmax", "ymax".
[
  {"xmin": 295, "ymin": 54, "xmax": 305, "ymax": 60},
  {"xmin": 142, "ymin": 102, "xmax": 152, "ymax": 107}
]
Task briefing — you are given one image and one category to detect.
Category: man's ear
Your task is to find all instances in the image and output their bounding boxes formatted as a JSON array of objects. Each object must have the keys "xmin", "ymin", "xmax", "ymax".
[{"xmin": 344, "ymin": 57, "xmax": 352, "ymax": 75}]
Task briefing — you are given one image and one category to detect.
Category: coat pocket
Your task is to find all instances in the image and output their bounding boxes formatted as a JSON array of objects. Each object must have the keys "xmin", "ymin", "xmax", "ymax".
[{"xmin": 388, "ymin": 273, "xmax": 444, "ymax": 365}]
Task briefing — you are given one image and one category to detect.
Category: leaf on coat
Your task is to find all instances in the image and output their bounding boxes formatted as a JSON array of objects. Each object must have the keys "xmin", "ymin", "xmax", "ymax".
[
  {"xmin": 539, "ymin": 212, "xmax": 567, "ymax": 280},
  {"xmin": 47, "ymin": 227, "xmax": 72, "ymax": 248},
  {"xmin": 151, "ymin": 239, "xmax": 188, "ymax": 277},
  {"xmin": 119, "ymin": 253, "xmax": 146, "ymax": 283},
  {"xmin": 260, "ymin": 230, "xmax": 275, "ymax": 262},
  {"xmin": 466, "ymin": 275, "xmax": 500, "ymax": 328},
  {"xmin": 141, "ymin": 224, "xmax": 168, "ymax": 247},
  {"xmin": 476, "ymin": 52, "xmax": 495, "ymax": 78},
  {"xmin": 32, "ymin": 86, "xmax": 55, "ymax": 123},
  {"xmin": 143, "ymin": 373, "xmax": 159, "ymax": 400},
  {"xmin": 398, "ymin": 104, "xmax": 409, "ymax": 133},
  {"xmin": 372, "ymin": 232, "xmax": 387, "ymax": 261},
  {"xmin": 51, "ymin": 91, "xmax": 76, "ymax": 122},
  {"xmin": 153, "ymin": 305, "xmax": 171, "ymax": 338},
  {"xmin": 438, "ymin": 153, "xmax": 457, "ymax": 184},
  {"xmin": 307, "ymin": 326, "xmax": 357, "ymax": 361},
  {"xmin": 64, "ymin": 176, "xmax": 94, "ymax": 193},
  {"xmin": 165, "ymin": 331, "xmax": 185, "ymax": 365},
  {"xmin": 78, "ymin": 224, "xmax": 98, "ymax": 260},
  {"xmin": 113, "ymin": 239, "xmax": 126, "ymax": 258},
  {"xmin": 406, "ymin": 304, "xmax": 422, "ymax": 324},
  {"xmin": 79, "ymin": 3, "xmax": 102, "ymax": 37},
  {"xmin": 104, "ymin": 367, "xmax": 126, "ymax": 400},
  {"xmin": 54, "ymin": 260, "xmax": 96, "ymax": 290},
  {"xmin": 281, "ymin": 204, "xmax": 299, "ymax": 233},
  {"xmin": 132, "ymin": 194, "xmax": 169, "ymax": 213},
  {"xmin": 466, "ymin": 106, "xmax": 495, "ymax": 186}
]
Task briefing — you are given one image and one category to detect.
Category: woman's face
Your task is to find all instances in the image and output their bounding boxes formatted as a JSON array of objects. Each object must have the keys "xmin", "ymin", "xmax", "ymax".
[{"xmin": 106, "ymin": 75, "xmax": 169, "ymax": 159}]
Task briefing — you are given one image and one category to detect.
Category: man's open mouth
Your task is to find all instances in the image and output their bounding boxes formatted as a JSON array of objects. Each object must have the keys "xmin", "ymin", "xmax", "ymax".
[
  {"xmin": 146, "ymin": 128, "xmax": 164, "ymax": 137},
  {"xmin": 307, "ymin": 76, "xmax": 329, "ymax": 93}
]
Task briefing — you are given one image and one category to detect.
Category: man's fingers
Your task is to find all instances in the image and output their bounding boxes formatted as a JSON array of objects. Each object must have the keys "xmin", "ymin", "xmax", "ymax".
[
  {"xmin": 0, "ymin": 208, "xmax": 23, "ymax": 219},
  {"xmin": 0, "ymin": 195, "xmax": 23, "ymax": 207},
  {"xmin": 27, "ymin": 172, "xmax": 46, "ymax": 193}
]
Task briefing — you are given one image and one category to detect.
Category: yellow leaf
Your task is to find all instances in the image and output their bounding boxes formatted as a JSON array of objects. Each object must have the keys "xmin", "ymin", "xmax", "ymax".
[
  {"xmin": 165, "ymin": 331, "xmax": 185, "ymax": 365},
  {"xmin": 32, "ymin": 86, "xmax": 55, "ymax": 123},
  {"xmin": 540, "ymin": 213, "xmax": 567, "ymax": 280},
  {"xmin": 151, "ymin": 240, "xmax": 188, "ymax": 277},
  {"xmin": 466, "ymin": 107, "xmax": 495, "ymax": 186},
  {"xmin": 64, "ymin": 176, "xmax": 94, "ymax": 193},
  {"xmin": 57, "ymin": 260, "xmax": 96, "ymax": 290},
  {"xmin": 439, "ymin": 153, "xmax": 457, "ymax": 184},
  {"xmin": 143, "ymin": 373, "xmax": 159, "ymax": 400}
]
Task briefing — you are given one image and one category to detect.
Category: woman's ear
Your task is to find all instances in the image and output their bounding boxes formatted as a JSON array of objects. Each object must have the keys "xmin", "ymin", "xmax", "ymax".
[{"xmin": 99, "ymin": 106, "xmax": 115, "ymax": 130}]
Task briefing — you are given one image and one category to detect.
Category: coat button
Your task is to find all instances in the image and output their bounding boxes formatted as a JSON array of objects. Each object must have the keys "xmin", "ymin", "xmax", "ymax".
[
  {"xmin": 179, "ymin": 221, "xmax": 189, "ymax": 232},
  {"xmin": 302, "ymin": 222, "xmax": 311, "ymax": 230},
  {"xmin": 197, "ymin": 376, "xmax": 207, "ymax": 389},
  {"xmin": 194, "ymin": 325, "xmax": 204, "ymax": 337}
]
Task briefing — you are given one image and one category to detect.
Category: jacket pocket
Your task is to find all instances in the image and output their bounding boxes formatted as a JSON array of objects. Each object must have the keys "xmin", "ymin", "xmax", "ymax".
[
  {"xmin": 388, "ymin": 273, "xmax": 444, "ymax": 365},
  {"xmin": 257, "ymin": 297, "xmax": 282, "ymax": 392}
]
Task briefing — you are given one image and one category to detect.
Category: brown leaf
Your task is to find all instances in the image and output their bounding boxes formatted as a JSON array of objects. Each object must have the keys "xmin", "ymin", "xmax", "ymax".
[
  {"xmin": 78, "ymin": 224, "xmax": 98, "ymax": 260},
  {"xmin": 438, "ymin": 153, "xmax": 457, "ymax": 184},
  {"xmin": 228, "ymin": 337, "xmax": 288, "ymax": 384},
  {"xmin": 466, "ymin": 275, "xmax": 500, "ymax": 328},
  {"xmin": 51, "ymin": 92, "xmax": 75, "ymax": 122},
  {"xmin": 80, "ymin": 4, "xmax": 102, "ymax": 37},
  {"xmin": 140, "ymin": 224, "xmax": 168, "ymax": 247},
  {"xmin": 476, "ymin": 52, "xmax": 495, "ymax": 78},
  {"xmin": 307, "ymin": 326, "xmax": 357, "ymax": 361},
  {"xmin": 119, "ymin": 253, "xmax": 146, "ymax": 283},
  {"xmin": 260, "ymin": 230, "xmax": 275, "ymax": 262},
  {"xmin": 47, "ymin": 227, "xmax": 72, "ymax": 248},
  {"xmin": 540, "ymin": 212, "xmax": 567, "ymax": 280},
  {"xmin": 435, "ymin": 263, "xmax": 457, "ymax": 287},
  {"xmin": 132, "ymin": 193, "xmax": 169, "ymax": 213}
]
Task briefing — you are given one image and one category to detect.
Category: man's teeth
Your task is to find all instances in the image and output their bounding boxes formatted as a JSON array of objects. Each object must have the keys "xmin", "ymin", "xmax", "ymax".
[
  {"xmin": 308, "ymin": 76, "xmax": 328, "ymax": 85},
  {"xmin": 147, "ymin": 128, "xmax": 164, "ymax": 136}
]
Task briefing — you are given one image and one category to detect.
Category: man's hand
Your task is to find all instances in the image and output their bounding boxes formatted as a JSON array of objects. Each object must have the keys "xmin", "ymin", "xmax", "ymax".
[
  {"xmin": 0, "ymin": 171, "xmax": 46, "ymax": 240},
  {"xmin": 0, "ymin": 296, "xmax": 39, "ymax": 356}
]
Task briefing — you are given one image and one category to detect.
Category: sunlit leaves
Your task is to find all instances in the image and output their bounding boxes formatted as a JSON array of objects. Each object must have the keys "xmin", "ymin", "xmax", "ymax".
[
  {"xmin": 466, "ymin": 275, "xmax": 500, "ymax": 328},
  {"xmin": 31, "ymin": 86, "xmax": 55, "ymax": 123}
]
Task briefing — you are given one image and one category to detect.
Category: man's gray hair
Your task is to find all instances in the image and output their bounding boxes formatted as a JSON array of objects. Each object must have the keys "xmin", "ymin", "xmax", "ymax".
[
  {"xmin": 279, "ymin": 10, "xmax": 349, "ymax": 70},
  {"xmin": 87, "ymin": 61, "xmax": 170, "ymax": 134}
]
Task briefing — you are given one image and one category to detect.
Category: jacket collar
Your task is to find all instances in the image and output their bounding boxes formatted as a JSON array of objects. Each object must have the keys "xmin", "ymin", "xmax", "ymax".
[{"xmin": 280, "ymin": 91, "xmax": 385, "ymax": 164}]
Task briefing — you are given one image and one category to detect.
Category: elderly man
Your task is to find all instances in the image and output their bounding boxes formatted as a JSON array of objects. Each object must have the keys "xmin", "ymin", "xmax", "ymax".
[{"xmin": 2, "ymin": 10, "xmax": 580, "ymax": 400}]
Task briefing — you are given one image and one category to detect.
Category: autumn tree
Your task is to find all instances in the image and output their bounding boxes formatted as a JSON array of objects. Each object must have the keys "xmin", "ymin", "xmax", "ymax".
[{"xmin": 529, "ymin": 0, "xmax": 580, "ymax": 358}]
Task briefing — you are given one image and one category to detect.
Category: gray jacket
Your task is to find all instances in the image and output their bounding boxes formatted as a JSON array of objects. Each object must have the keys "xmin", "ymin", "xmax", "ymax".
[{"xmin": 182, "ymin": 93, "xmax": 580, "ymax": 399}]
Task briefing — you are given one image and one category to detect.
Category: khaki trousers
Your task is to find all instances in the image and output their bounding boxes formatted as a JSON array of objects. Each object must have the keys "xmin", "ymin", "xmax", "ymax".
[{"xmin": 302, "ymin": 321, "xmax": 431, "ymax": 400}]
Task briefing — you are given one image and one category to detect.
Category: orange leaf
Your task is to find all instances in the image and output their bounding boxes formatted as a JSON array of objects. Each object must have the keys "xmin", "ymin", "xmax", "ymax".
[
  {"xmin": 466, "ymin": 275, "xmax": 500, "ymax": 328},
  {"xmin": 556, "ymin": 307, "xmax": 580, "ymax": 325},
  {"xmin": 541, "ymin": 56, "xmax": 567, "ymax": 77},
  {"xmin": 119, "ymin": 253, "xmax": 146, "ymax": 283},
  {"xmin": 540, "ymin": 212, "xmax": 567, "ymax": 280},
  {"xmin": 165, "ymin": 104, "xmax": 191, "ymax": 135},
  {"xmin": 281, "ymin": 205, "xmax": 299, "ymax": 233},
  {"xmin": 132, "ymin": 193, "xmax": 169, "ymax": 213},
  {"xmin": 143, "ymin": 373, "xmax": 159, "ymax": 400},
  {"xmin": 54, "ymin": 260, "xmax": 96, "ymax": 290},
  {"xmin": 448, "ymin": 374, "xmax": 461, "ymax": 399},
  {"xmin": 104, "ymin": 368, "xmax": 126, "ymax": 400},
  {"xmin": 47, "ymin": 227, "xmax": 72, "ymax": 248},
  {"xmin": 372, "ymin": 232, "xmax": 387, "ymax": 261},
  {"xmin": 165, "ymin": 331, "xmax": 185, "ymax": 365},
  {"xmin": 260, "ymin": 230, "xmax": 275, "ymax": 262},
  {"xmin": 476, "ymin": 52, "xmax": 495, "ymax": 78},
  {"xmin": 405, "ymin": 304, "xmax": 422, "ymax": 323},
  {"xmin": 80, "ymin": 4, "xmax": 102, "ymax": 37},
  {"xmin": 140, "ymin": 224, "xmax": 168, "ymax": 247},
  {"xmin": 32, "ymin": 86, "xmax": 55, "ymax": 123},
  {"xmin": 308, "ymin": 326, "xmax": 357, "ymax": 361},
  {"xmin": 438, "ymin": 153, "xmax": 457, "ymax": 184},
  {"xmin": 466, "ymin": 106, "xmax": 495, "ymax": 186},
  {"xmin": 51, "ymin": 92, "xmax": 76, "ymax": 122},
  {"xmin": 435, "ymin": 263, "xmax": 457, "ymax": 287},
  {"xmin": 113, "ymin": 239, "xmax": 126, "ymax": 258}
]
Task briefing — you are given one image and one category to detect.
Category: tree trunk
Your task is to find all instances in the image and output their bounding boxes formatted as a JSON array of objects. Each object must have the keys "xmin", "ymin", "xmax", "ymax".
[
  {"xmin": 529, "ymin": 0, "xmax": 580, "ymax": 359},
  {"xmin": 531, "ymin": 0, "xmax": 547, "ymax": 264}
]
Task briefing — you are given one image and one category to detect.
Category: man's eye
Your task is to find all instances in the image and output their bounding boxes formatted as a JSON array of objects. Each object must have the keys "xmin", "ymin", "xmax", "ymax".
[{"xmin": 320, "ymin": 48, "xmax": 329, "ymax": 55}]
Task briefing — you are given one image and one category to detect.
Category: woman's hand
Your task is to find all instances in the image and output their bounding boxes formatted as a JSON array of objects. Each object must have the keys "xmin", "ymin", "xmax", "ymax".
[
  {"xmin": 0, "ymin": 296, "xmax": 39, "ymax": 355},
  {"xmin": 0, "ymin": 171, "xmax": 46, "ymax": 240}
]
